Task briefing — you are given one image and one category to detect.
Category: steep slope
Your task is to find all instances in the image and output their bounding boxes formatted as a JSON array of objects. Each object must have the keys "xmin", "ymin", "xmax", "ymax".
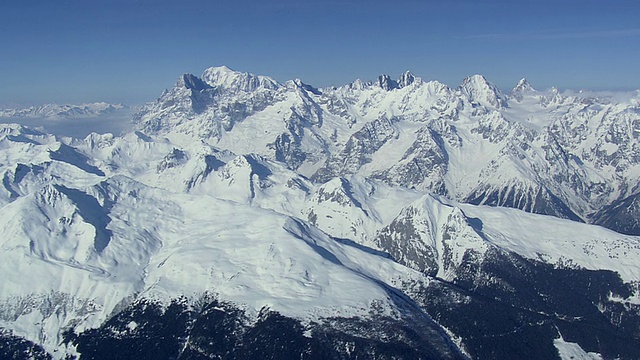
[
  {"xmin": 591, "ymin": 192, "xmax": 640, "ymax": 235},
  {"xmin": 132, "ymin": 67, "xmax": 640, "ymax": 231},
  {"xmin": 1, "ymin": 135, "xmax": 638, "ymax": 359},
  {"xmin": 0, "ymin": 173, "xmax": 454, "ymax": 358},
  {"xmin": 0, "ymin": 128, "xmax": 465, "ymax": 358},
  {"xmin": 2, "ymin": 67, "xmax": 640, "ymax": 359}
]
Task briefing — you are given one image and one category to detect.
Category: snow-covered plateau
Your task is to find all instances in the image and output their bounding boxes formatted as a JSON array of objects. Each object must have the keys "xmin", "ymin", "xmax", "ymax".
[{"xmin": 1, "ymin": 67, "xmax": 640, "ymax": 359}]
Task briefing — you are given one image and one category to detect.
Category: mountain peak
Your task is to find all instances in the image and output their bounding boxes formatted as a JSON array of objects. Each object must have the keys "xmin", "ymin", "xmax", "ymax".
[
  {"xmin": 461, "ymin": 74, "xmax": 490, "ymax": 88},
  {"xmin": 210, "ymin": 65, "xmax": 234, "ymax": 73},
  {"xmin": 397, "ymin": 71, "xmax": 417, "ymax": 88},
  {"xmin": 290, "ymin": 79, "xmax": 322, "ymax": 95},
  {"xmin": 375, "ymin": 72, "xmax": 422, "ymax": 90},
  {"xmin": 512, "ymin": 78, "xmax": 535, "ymax": 93},
  {"xmin": 5, "ymin": 65, "xmax": 640, "ymax": 360},
  {"xmin": 459, "ymin": 74, "xmax": 507, "ymax": 108},
  {"xmin": 201, "ymin": 66, "xmax": 279, "ymax": 93},
  {"xmin": 347, "ymin": 79, "xmax": 368, "ymax": 91},
  {"xmin": 376, "ymin": 74, "xmax": 399, "ymax": 91}
]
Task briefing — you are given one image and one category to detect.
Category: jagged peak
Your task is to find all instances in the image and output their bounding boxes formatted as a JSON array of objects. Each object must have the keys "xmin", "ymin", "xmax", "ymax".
[
  {"xmin": 346, "ymin": 78, "xmax": 369, "ymax": 91},
  {"xmin": 201, "ymin": 65, "xmax": 280, "ymax": 92},
  {"xmin": 376, "ymin": 74, "xmax": 399, "ymax": 91},
  {"xmin": 177, "ymin": 73, "xmax": 212, "ymax": 92},
  {"xmin": 340, "ymin": 72, "xmax": 422, "ymax": 92},
  {"xmin": 512, "ymin": 78, "xmax": 536, "ymax": 93},
  {"xmin": 459, "ymin": 74, "xmax": 507, "ymax": 108},
  {"xmin": 374, "ymin": 71, "xmax": 427, "ymax": 90},
  {"xmin": 397, "ymin": 71, "xmax": 418, "ymax": 88},
  {"xmin": 287, "ymin": 79, "xmax": 322, "ymax": 95},
  {"xmin": 460, "ymin": 74, "xmax": 492, "ymax": 89}
]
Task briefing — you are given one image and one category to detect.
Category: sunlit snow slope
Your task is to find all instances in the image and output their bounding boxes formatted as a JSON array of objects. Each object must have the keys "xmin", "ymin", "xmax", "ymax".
[{"xmin": 1, "ymin": 67, "xmax": 640, "ymax": 360}]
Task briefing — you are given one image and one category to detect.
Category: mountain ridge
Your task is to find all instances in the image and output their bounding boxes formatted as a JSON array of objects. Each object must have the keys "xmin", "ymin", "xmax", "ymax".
[
  {"xmin": 1, "ymin": 66, "xmax": 640, "ymax": 359},
  {"xmin": 0, "ymin": 102, "xmax": 127, "ymax": 119},
  {"xmin": 134, "ymin": 66, "xmax": 640, "ymax": 235}
]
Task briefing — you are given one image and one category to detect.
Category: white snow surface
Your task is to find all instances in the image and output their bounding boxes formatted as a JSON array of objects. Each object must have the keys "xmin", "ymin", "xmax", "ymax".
[
  {"xmin": 1, "ymin": 117, "xmax": 640, "ymax": 356},
  {"xmin": 554, "ymin": 337, "xmax": 603, "ymax": 360},
  {"xmin": 0, "ymin": 124, "xmax": 429, "ymax": 356},
  {"xmin": 133, "ymin": 66, "xmax": 640, "ymax": 218},
  {"xmin": 0, "ymin": 172, "xmax": 422, "ymax": 354},
  {"xmin": 1, "ymin": 68, "xmax": 640, "ymax": 358},
  {"xmin": 460, "ymin": 203, "xmax": 640, "ymax": 282}
]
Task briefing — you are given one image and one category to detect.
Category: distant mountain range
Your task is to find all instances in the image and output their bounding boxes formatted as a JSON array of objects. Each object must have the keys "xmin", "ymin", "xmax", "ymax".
[
  {"xmin": 0, "ymin": 102, "xmax": 126, "ymax": 119},
  {"xmin": 1, "ymin": 67, "xmax": 639, "ymax": 360}
]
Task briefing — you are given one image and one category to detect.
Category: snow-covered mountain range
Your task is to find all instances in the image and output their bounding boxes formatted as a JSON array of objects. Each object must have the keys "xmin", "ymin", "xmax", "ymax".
[
  {"xmin": 135, "ymin": 66, "xmax": 640, "ymax": 235},
  {"xmin": 0, "ymin": 102, "xmax": 134, "ymax": 139},
  {"xmin": 0, "ymin": 102, "xmax": 126, "ymax": 119},
  {"xmin": 1, "ymin": 67, "xmax": 640, "ymax": 359}
]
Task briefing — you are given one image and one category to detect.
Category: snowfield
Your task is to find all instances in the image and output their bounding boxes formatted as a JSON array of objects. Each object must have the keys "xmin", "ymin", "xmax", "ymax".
[{"xmin": 1, "ymin": 67, "xmax": 640, "ymax": 359}]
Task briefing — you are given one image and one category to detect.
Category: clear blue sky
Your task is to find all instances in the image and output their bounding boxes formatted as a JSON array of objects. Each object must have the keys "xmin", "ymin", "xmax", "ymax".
[{"xmin": 1, "ymin": 0, "xmax": 639, "ymax": 106}]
